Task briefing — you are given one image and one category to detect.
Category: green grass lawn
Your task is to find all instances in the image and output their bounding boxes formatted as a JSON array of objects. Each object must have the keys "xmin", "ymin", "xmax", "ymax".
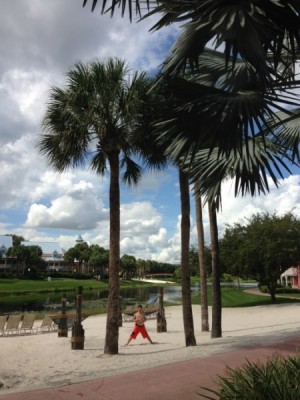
[
  {"xmin": 192, "ymin": 286, "xmax": 300, "ymax": 307},
  {"xmin": 0, "ymin": 277, "xmax": 154, "ymax": 295}
]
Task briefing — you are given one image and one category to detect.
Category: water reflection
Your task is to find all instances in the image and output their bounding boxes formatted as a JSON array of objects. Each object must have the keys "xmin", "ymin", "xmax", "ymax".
[
  {"xmin": 0, "ymin": 281, "xmax": 257, "ymax": 314},
  {"xmin": 0, "ymin": 285, "xmax": 183, "ymax": 314}
]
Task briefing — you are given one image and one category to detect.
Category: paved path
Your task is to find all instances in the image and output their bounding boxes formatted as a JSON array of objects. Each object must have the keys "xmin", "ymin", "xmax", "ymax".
[{"xmin": 1, "ymin": 334, "xmax": 299, "ymax": 400}]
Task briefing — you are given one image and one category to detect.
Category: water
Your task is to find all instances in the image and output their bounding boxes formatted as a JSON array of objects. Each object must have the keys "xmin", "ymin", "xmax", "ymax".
[
  {"xmin": 0, "ymin": 282, "xmax": 257, "ymax": 314},
  {"xmin": 0, "ymin": 285, "xmax": 184, "ymax": 314}
]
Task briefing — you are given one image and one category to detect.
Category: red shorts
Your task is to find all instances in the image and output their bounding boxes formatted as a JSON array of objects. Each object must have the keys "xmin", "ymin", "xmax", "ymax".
[{"xmin": 130, "ymin": 324, "xmax": 149, "ymax": 339}]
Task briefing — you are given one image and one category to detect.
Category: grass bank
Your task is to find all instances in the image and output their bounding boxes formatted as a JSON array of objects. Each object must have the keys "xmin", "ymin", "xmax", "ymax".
[
  {"xmin": 192, "ymin": 286, "xmax": 300, "ymax": 307},
  {"xmin": 0, "ymin": 278, "xmax": 154, "ymax": 295}
]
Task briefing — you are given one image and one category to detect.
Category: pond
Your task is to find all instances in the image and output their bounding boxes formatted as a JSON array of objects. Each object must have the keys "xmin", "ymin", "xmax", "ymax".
[
  {"xmin": 0, "ymin": 281, "xmax": 257, "ymax": 314},
  {"xmin": 0, "ymin": 285, "xmax": 184, "ymax": 314}
]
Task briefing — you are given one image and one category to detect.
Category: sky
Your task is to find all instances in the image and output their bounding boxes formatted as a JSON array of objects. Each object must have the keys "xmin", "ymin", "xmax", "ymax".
[{"xmin": 0, "ymin": 0, "xmax": 300, "ymax": 264}]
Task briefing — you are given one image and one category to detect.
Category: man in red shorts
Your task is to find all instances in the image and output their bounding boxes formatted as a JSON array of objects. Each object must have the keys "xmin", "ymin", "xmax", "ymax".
[{"xmin": 125, "ymin": 304, "xmax": 154, "ymax": 346}]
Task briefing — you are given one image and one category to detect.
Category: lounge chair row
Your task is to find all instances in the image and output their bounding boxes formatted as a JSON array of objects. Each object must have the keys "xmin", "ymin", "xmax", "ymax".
[{"xmin": 0, "ymin": 313, "xmax": 57, "ymax": 336}]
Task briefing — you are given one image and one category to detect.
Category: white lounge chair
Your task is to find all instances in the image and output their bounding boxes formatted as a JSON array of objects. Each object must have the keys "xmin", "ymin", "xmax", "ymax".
[
  {"xmin": 37, "ymin": 315, "xmax": 57, "ymax": 333},
  {"xmin": 0, "ymin": 315, "xmax": 8, "ymax": 336},
  {"xmin": 4, "ymin": 314, "xmax": 22, "ymax": 335},
  {"xmin": 18, "ymin": 313, "xmax": 36, "ymax": 335}
]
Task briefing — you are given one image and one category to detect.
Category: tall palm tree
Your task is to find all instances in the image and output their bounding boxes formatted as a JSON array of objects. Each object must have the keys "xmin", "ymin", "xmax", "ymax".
[
  {"xmin": 38, "ymin": 58, "xmax": 158, "ymax": 355},
  {"xmin": 155, "ymin": 48, "xmax": 299, "ymax": 338},
  {"xmin": 194, "ymin": 183, "xmax": 209, "ymax": 332},
  {"xmin": 208, "ymin": 199, "xmax": 221, "ymax": 338},
  {"xmin": 179, "ymin": 169, "xmax": 196, "ymax": 346}
]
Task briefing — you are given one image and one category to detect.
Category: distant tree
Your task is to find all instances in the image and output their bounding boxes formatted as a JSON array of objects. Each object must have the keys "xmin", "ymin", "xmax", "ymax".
[
  {"xmin": 7, "ymin": 245, "xmax": 43, "ymax": 274},
  {"xmin": 120, "ymin": 254, "xmax": 136, "ymax": 278},
  {"xmin": 5, "ymin": 234, "xmax": 24, "ymax": 246},
  {"xmin": 64, "ymin": 242, "xmax": 91, "ymax": 274},
  {"xmin": 220, "ymin": 223, "xmax": 248, "ymax": 280},
  {"xmin": 221, "ymin": 212, "xmax": 300, "ymax": 302},
  {"xmin": 63, "ymin": 247, "xmax": 78, "ymax": 265},
  {"xmin": 89, "ymin": 245, "xmax": 109, "ymax": 277},
  {"xmin": 136, "ymin": 258, "xmax": 147, "ymax": 277}
]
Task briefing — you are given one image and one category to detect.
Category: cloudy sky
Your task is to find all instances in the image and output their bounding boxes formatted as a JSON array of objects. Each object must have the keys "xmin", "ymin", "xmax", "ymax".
[{"xmin": 0, "ymin": 0, "xmax": 299, "ymax": 264}]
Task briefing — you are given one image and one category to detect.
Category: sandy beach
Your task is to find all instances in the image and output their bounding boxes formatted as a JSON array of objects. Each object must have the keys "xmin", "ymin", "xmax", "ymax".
[{"xmin": 1, "ymin": 302, "xmax": 300, "ymax": 395}]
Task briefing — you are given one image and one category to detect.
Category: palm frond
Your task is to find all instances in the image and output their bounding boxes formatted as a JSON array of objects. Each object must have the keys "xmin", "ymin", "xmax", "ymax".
[
  {"xmin": 268, "ymin": 109, "xmax": 300, "ymax": 164},
  {"xmin": 188, "ymin": 136, "xmax": 292, "ymax": 209},
  {"xmin": 151, "ymin": 1, "xmax": 300, "ymax": 86},
  {"xmin": 120, "ymin": 155, "xmax": 143, "ymax": 185},
  {"xmin": 90, "ymin": 150, "xmax": 107, "ymax": 175},
  {"xmin": 82, "ymin": 0, "xmax": 153, "ymax": 20}
]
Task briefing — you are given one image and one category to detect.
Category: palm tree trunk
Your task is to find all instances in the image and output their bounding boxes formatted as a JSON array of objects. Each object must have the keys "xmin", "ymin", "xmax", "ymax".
[
  {"xmin": 195, "ymin": 186, "xmax": 209, "ymax": 332},
  {"xmin": 209, "ymin": 199, "xmax": 222, "ymax": 338},
  {"xmin": 179, "ymin": 169, "xmax": 196, "ymax": 346},
  {"xmin": 104, "ymin": 151, "xmax": 120, "ymax": 354}
]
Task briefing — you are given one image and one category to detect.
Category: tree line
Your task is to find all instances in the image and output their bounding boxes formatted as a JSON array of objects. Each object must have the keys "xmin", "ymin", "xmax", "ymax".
[{"xmin": 1, "ymin": 234, "xmax": 177, "ymax": 278}]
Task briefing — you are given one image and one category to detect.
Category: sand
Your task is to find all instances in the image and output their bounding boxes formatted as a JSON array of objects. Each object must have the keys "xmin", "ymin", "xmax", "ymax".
[{"xmin": 1, "ymin": 302, "xmax": 300, "ymax": 395}]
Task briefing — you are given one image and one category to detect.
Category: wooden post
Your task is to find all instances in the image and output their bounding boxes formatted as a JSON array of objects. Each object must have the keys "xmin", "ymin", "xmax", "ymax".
[
  {"xmin": 71, "ymin": 286, "xmax": 85, "ymax": 350},
  {"xmin": 157, "ymin": 286, "xmax": 167, "ymax": 332},
  {"xmin": 58, "ymin": 293, "xmax": 68, "ymax": 337}
]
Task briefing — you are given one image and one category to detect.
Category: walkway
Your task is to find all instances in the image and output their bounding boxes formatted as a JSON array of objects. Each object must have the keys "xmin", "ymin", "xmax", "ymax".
[{"xmin": 1, "ymin": 334, "xmax": 299, "ymax": 400}]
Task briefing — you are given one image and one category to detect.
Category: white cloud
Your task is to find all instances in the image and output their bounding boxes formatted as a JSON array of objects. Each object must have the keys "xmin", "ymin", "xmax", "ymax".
[
  {"xmin": 25, "ymin": 186, "xmax": 108, "ymax": 230},
  {"xmin": 189, "ymin": 175, "xmax": 300, "ymax": 247},
  {"xmin": 1, "ymin": 69, "xmax": 50, "ymax": 124}
]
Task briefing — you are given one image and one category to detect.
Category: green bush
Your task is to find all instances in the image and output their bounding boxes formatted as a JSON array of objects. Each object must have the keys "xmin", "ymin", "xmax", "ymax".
[
  {"xmin": 221, "ymin": 274, "xmax": 234, "ymax": 283},
  {"xmin": 259, "ymin": 285, "xmax": 269, "ymax": 293},
  {"xmin": 200, "ymin": 355, "xmax": 300, "ymax": 399}
]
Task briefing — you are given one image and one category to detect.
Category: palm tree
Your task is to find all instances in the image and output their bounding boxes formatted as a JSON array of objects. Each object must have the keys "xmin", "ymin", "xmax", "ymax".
[
  {"xmin": 208, "ymin": 199, "xmax": 221, "ymax": 338},
  {"xmin": 179, "ymin": 169, "xmax": 196, "ymax": 346},
  {"xmin": 194, "ymin": 183, "xmax": 209, "ymax": 332},
  {"xmin": 155, "ymin": 48, "xmax": 299, "ymax": 338},
  {"xmin": 38, "ymin": 58, "xmax": 157, "ymax": 355}
]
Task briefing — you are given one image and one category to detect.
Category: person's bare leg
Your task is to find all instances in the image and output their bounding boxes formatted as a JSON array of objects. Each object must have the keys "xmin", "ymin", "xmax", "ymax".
[
  {"xmin": 125, "ymin": 336, "xmax": 132, "ymax": 346},
  {"xmin": 147, "ymin": 335, "xmax": 154, "ymax": 344}
]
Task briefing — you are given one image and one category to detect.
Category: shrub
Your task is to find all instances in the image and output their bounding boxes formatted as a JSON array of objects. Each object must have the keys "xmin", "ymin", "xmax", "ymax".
[
  {"xmin": 259, "ymin": 285, "xmax": 269, "ymax": 293},
  {"xmin": 199, "ymin": 355, "xmax": 300, "ymax": 399}
]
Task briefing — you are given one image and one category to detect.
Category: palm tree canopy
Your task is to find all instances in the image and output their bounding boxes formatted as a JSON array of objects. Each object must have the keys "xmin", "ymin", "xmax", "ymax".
[
  {"xmin": 154, "ymin": 48, "xmax": 300, "ymax": 206},
  {"xmin": 82, "ymin": 3, "xmax": 300, "ymax": 205},
  {"xmin": 156, "ymin": 48, "xmax": 300, "ymax": 158},
  {"xmin": 83, "ymin": 1, "xmax": 300, "ymax": 85},
  {"xmin": 39, "ymin": 58, "xmax": 161, "ymax": 185}
]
